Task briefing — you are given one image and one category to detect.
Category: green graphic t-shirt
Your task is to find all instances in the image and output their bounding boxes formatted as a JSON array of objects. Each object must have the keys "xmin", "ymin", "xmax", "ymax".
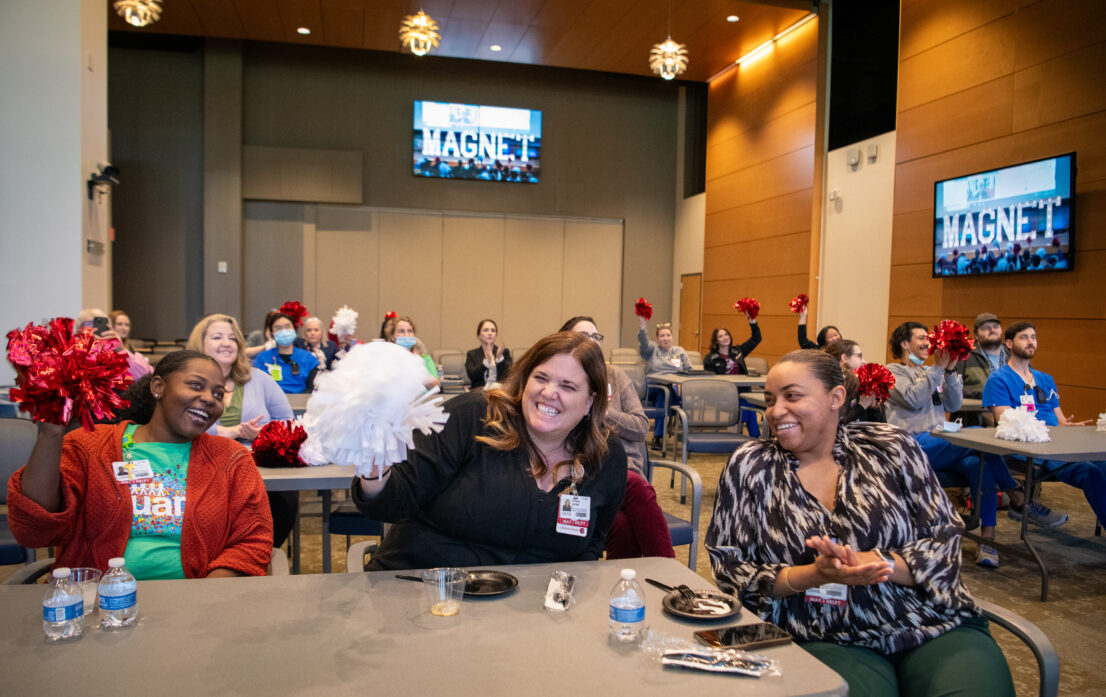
[{"xmin": 120, "ymin": 424, "xmax": 191, "ymax": 580}]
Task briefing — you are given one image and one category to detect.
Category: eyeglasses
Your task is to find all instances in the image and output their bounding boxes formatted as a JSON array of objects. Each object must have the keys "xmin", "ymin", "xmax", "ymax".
[{"xmin": 582, "ymin": 332, "xmax": 604, "ymax": 342}]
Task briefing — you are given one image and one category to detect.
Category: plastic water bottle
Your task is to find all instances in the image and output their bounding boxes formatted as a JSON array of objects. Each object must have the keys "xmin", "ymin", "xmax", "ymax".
[
  {"xmin": 608, "ymin": 568, "xmax": 645, "ymax": 642},
  {"xmin": 98, "ymin": 557, "xmax": 138, "ymax": 628},
  {"xmin": 43, "ymin": 567, "xmax": 84, "ymax": 641}
]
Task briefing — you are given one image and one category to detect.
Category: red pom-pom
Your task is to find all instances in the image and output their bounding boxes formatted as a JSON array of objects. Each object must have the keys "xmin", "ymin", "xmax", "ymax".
[
  {"xmin": 278, "ymin": 301, "xmax": 310, "ymax": 329},
  {"xmin": 383, "ymin": 311, "xmax": 398, "ymax": 321},
  {"xmin": 789, "ymin": 294, "xmax": 809, "ymax": 314},
  {"xmin": 927, "ymin": 320, "xmax": 974, "ymax": 362},
  {"xmin": 734, "ymin": 297, "xmax": 761, "ymax": 320},
  {"xmin": 6, "ymin": 318, "xmax": 132, "ymax": 430},
  {"xmin": 634, "ymin": 298, "xmax": 653, "ymax": 320},
  {"xmin": 251, "ymin": 419, "xmax": 309, "ymax": 468},
  {"xmin": 327, "ymin": 319, "xmax": 338, "ymax": 345},
  {"xmin": 855, "ymin": 363, "xmax": 895, "ymax": 403}
]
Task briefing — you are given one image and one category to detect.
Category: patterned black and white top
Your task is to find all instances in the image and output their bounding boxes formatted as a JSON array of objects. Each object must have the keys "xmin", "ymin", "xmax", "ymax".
[{"xmin": 706, "ymin": 422, "xmax": 979, "ymax": 654}]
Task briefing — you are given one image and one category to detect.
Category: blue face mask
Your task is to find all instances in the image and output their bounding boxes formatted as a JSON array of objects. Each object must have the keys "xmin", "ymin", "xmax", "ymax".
[
  {"xmin": 274, "ymin": 329, "xmax": 297, "ymax": 347},
  {"xmin": 908, "ymin": 352, "xmax": 926, "ymax": 366},
  {"xmin": 396, "ymin": 336, "xmax": 417, "ymax": 350}
]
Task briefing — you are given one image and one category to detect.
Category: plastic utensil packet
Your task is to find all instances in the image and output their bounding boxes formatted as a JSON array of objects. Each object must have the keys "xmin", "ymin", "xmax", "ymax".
[
  {"xmin": 544, "ymin": 570, "xmax": 576, "ymax": 611},
  {"xmin": 640, "ymin": 629, "xmax": 779, "ymax": 678}
]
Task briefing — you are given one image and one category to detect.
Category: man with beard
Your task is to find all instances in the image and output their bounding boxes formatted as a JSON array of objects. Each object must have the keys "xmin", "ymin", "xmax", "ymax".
[
  {"xmin": 957, "ymin": 313, "xmax": 1006, "ymax": 426},
  {"xmin": 983, "ymin": 321, "xmax": 1104, "ymax": 526}
]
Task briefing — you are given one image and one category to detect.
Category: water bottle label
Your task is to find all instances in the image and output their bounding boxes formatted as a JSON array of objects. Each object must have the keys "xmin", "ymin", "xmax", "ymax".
[
  {"xmin": 609, "ymin": 604, "xmax": 645, "ymax": 623},
  {"xmin": 100, "ymin": 591, "xmax": 137, "ymax": 611},
  {"xmin": 43, "ymin": 600, "xmax": 83, "ymax": 622}
]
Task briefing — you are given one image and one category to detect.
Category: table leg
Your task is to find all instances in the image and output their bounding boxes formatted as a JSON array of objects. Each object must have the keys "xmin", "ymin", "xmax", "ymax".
[
  {"xmin": 321, "ymin": 489, "xmax": 332, "ymax": 574},
  {"xmin": 291, "ymin": 510, "xmax": 301, "ymax": 575},
  {"xmin": 1020, "ymin": 460, "xmax": 1049, "ymax": 601}
]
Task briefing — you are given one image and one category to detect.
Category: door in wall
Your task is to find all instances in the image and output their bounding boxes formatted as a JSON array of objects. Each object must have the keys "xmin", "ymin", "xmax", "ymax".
[{"xmin": 679, "ymin": 273, "xmax": 702, "ymax": 353}]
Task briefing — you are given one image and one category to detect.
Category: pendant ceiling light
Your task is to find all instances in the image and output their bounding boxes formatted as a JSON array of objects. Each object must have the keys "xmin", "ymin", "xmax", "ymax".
[
  {"xmin": 649, "ymin": 36, "xmax": 688, "ymax": 80},
  {"xmin": 399, "ymin": 10, "xmax": 441, "ymax": 56},
  {"xmin": 113, "ymin": 0, "xmax": 162, "ymax": 28}
]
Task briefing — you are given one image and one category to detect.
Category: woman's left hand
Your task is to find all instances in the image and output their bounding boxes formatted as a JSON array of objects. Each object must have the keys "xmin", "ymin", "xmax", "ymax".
[
  {"xmin": 236, "ymin": 415, "xmax": 265, "ymax": 441},
  {"xmin": 859, "ymin": 394, "xmax": 877, "ymax": 410},
  {"xmin": 807, "ymin": 535, "xmax": 892, "ymax": 586}
]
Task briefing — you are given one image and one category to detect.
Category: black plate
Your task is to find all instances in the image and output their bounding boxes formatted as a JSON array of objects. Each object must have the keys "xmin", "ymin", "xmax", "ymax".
[
  {"xmin": 464, "ymin": 570, "xmax": 518, "ymax": 597},
  {"xmin": 661, "ymin": 589, "xmax": 741, "ymax": 620}
]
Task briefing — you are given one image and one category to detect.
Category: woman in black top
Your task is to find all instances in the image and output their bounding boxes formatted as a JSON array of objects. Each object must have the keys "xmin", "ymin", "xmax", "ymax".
[
  {"xmin": 796, "ymin": 308, "xmax": 841, "ymax": 349},
  {"xmin": 465, "ymin": 318, "xmax": 512, "ymax": 390},
  {"xmin": 704, "ymin": 315, "xmax": 762, "ymax": 375},
  {"xmin": 352, "ymin": 331, "xmax": 626, "ymax": 570},
  {"xmin": 824, "ymin": 339, "xmax": 886, "ymax": 424}
]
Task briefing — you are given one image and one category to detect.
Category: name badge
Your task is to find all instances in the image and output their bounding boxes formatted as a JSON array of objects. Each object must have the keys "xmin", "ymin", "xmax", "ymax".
[
  {"xmin": 113, "ymin": 459, "xmax": 154, "ymax": 483},
  {"xmin": 267, "ymin": 363, "xmax": 283, "ymax": 382},
  {"xmin": 555, "ymin": 494, "xmax": 591, "ymax": 537},
  {"xmin": 805, "ymin": 582, "xmax": 847, "ymax": 606},
  {"xmin": 1020, "ymin": 393, "xmax": 1036, "ymax": 412}
]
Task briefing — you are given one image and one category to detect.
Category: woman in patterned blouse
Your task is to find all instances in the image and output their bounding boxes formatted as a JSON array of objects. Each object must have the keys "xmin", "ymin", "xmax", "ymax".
[{"xmin": 706, "ymin": 349, "xmax": 1013, "ymax": 697}]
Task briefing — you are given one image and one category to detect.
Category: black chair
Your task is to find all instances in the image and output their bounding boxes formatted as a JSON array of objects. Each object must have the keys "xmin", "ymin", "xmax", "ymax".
[
  {"xmin": 0, "ymin": 418, "xmax": 38, "ymax": 567},
  {"xmin": 640, "ymin": 444, "xmax": 703, "ymax": 571}
]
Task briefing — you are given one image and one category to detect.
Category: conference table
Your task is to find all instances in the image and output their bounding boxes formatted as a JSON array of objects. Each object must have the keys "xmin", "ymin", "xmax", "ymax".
[
  {"xmin": 0, "ymin": 557, "xmax": 846, "ymax": 697},
  {"xmin": 260, "ymin": 464, "xmax": 356, "ymax": 574},
  {"xmin": 935, "ymin": 425, "xmax": 1106, "ymax": 601}
]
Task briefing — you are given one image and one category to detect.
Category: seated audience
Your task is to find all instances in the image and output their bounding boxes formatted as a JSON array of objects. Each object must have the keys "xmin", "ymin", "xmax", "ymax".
[
  {"xmin": 706, "ymin": 349, "xmax": 1015, "ymax": 697},
  {"xmin": 982, "ymin": 321, "xmax": 1103, "ymax": 524},
  {"xmin": 351, "ymin": 332, "xmax": 626, "ymax": 570},
  {"xmin": 383, "ymin": 314, "xmax": 439, "ymax": 385},
  {"xmin": 109, "ymin": 310, "xmax": 153, "ymax": 380},
  {"xmin": 796, "ymin": 307, "xmax": 841, "ymax": 349},
  {"xmin": 824, "ymin": 339, "xmax": 884, "ymax": 423},
  {"xmin": 955, "ymin": 313, "xmax": 1006, "ymax": 427},
  {"xmin": 885, "ymin": 322, "xmax": 1049, "ymax": 568},
  {"xmin": 187, "ymin": 314, "xmax": 298, "ymax": 547},
  {"xmin": 560, "ymin": 316, "xmax": 673, "ymax": 560},
  {"xmin": 637, "ymin": 317, "xmax": 692, "ymax": 448},
  {"xmin": 7, "ymin": 350, "xmax": 273, "ymax": 579},
  {"xmin": 296, "ymin": 316, "xmax": 338, "ymax": 370},
  {"xmin": 465, "ymin": 319, "xmax": 512, "ymax": 390},
  {"xmin": 244, "ymin": 310, "xmax": 281, "ymax": 360},
  {"xmin": 252, "ymin": 312, "xmax": 320, "ymax": 394}
]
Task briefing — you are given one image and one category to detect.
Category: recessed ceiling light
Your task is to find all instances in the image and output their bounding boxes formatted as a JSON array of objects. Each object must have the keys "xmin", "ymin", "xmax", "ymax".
[
  {"xmin": 490, "ymin": 44, "xmax": 502, "ymax": 52},
  {"xmin": 726, "ymin": 15, "xmax": 740, "ymax": 23},
  {"xmin": 297, "ymin": 27, "xmax": 311, "ymax": 35}
]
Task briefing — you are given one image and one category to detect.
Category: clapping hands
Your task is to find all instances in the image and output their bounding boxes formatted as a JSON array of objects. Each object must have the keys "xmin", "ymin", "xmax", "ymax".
[{"xmin": 806, "ymin": 535, "xmax": 893, "ymax": 586}]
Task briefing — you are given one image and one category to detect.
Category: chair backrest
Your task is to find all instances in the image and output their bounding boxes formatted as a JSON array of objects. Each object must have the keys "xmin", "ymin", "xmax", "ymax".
[
  {"xmin": 432, "ymin": 348, "xmax": 462, "ymax": 364},
  {"xmin": 0, "ymin": 418, "xmax": 36, "ymax": 505},
  {"xmin": 745, "ymin": 356, "xmax": 769, "ymax": 376},
  {"xmin": 680, "ymin": 380, "xmax": 741, "ymax": 428},
  {"xmin": 619, "ymin": 364, "xmax": 647, "ymax": 402},
  {"xmin": 438, "ymin": 353, "xmax": 467, "ymax": 381},
  {"xmin": 685, "ymin": 350, "xmax": 704, "ymax": 370}
]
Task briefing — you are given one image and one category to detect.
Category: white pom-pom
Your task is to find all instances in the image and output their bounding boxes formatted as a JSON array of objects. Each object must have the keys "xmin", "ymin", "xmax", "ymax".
[
  {"xmin": 995, "ymin": 407, "xmax": 1051, "ymax": 443},
  {"xmin": 331, "ymin": 305, "xmax": 358, "ymax": 338},
  {"xmin": 1097, "ymin": 411, "xmax": 1106, "ymax": 432},
  {"xmin": 299, "ymin": 342, "xmax": 449, "ymax": 478}
]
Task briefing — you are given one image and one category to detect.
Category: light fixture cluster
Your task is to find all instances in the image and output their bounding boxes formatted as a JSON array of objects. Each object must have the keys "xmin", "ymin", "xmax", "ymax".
[
  {"xmin": 113, "ymin": 0, "xmax": 162, "ymax": 28},
  {"xmin": 649, "ymin": 36, "xmax": 688, "ymax": 80},
  {"xmin": 399, "ymin": 10, "xmax": 441, "ymax": 56}
]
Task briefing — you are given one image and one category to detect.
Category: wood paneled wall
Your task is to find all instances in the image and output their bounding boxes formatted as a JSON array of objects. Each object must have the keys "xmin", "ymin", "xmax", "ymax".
[
  {"xmin": 703, "ymin": 19, "xmax": 822, "ymax": 362},
  {"xmin": 891, "ymin": 0, "xmax": 1106, "ymax": 419}
]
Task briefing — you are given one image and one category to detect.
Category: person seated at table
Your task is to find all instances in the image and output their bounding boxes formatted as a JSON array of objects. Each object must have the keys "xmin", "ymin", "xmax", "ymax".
[
  {"xmin": 383, "ymin": 314, "xmax": 439, "ymax": 386},
  {"xmin": 637, "ymin": 317, "xmax": 692, "ymax": 449},
  {"xmin": 954, "ymin": 313, "xmax": 1006, "ymax": 427},
  {"xmin": 706, "ymin": 350, "xmax": 1015, "ymax": 697},
  {"xmin": 351, "ymin": 331, "xmax": 627, "ymax": 570},
  {"xmin": 982, "ymin": 321, "xmax": 1104, "ymax": 525},
  {"xmin": 560, "ymin": 316, "xmax": 673, "ymax": 560},
  {"xmin": 244, "ymin": 310, "xmax": 282, "ymax": 359},
  {"xmin": 252, "ymin": 312, "xmax": 320, "ymax": 394},
  {"xmin": 824, "ymin": 339, "xmax": 885, "ymax": 423},
  {"xmin": 885, "ymin": 322, "xmax": 1049, "ymax": 568},
  {"xmin": 705, "ymin": 313, "xmax": 763, "ymax": 436},
  {"xmin": 187, "ymin": 314, "xmax": 298, "ymax": 547},
  {"xmin": 796, "ymin": 307, "xmax": 841, "ymax": 350},
  {"xmin": 7, "ymin": 350, "xmax": 273, "ymax": 579},
  {"xmin": 295, "ymin": 316, "xmax": 338, "ymax": 370},
  {"xmin": 465, "ymin": 318, "xmax": 512, "ymax": 390},
  {"xmin": 109, "ymin": 309, "xmax": 153, "ymax": 380}
]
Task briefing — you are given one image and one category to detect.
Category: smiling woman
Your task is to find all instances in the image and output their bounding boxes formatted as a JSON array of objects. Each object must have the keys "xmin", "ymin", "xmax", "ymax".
[
  {"xmin": 350, "ymin": 331, "xmax": 627, "ymax": 571},
  {"xmin": 6, "ymin": 350, "xmax": 274, "ymax": 580}
]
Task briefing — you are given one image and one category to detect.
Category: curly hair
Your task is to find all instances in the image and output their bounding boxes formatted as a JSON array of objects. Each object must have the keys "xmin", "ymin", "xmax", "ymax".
[
  {"xmin": 890, "ymin": 321, "xmax": 927, "ymax": 359},
  {"xmin": 477, "ymin": 331, "xmax": 609, "ymax": 481}
]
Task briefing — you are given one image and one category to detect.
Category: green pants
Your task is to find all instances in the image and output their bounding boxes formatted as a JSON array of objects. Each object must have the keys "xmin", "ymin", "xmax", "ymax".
[{"xmin": 799, "ymin": 616, "xmax": 1015, "ymax": 697}]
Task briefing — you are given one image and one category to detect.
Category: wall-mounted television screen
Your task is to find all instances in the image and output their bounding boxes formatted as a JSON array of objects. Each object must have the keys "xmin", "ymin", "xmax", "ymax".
[
  {"xmin": 413, "ymin": 100, "xmax": 542, "ymax": 183},
  {"xmin": 933, "ymin": 152, "xmax": 1075, "ymax": 277}
]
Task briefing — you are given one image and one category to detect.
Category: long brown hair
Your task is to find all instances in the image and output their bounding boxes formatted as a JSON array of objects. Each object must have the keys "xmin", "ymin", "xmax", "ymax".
[
  {"xmin": 186, "ymin": 314, "xmax": 253, "ymax": 385},
  {"xmin": 477, "ymin": 331, "xmax": 610, "ymax": 480}
]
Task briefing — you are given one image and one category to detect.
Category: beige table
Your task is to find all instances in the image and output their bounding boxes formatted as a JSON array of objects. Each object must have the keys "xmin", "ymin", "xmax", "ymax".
[
  {"xmin": 260, "ymin": 464, "xmax": 356, "ymax": 574},
  {"xmin": 935, "ymin": 426, "xmax": 1106, "ymax": 600},
  {"xmin": 0, "ymin": 557, "xmax": 845, "ymax": 697}
]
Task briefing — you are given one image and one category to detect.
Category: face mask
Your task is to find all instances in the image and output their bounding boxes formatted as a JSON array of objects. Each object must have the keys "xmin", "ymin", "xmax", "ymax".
[
  {"xmin": 274, "ymin": 329, "xmax": 296, "ymax": 347},
  {"xmin": 908, "ymin": 352, "xmax": 925, "ymax": 366},
  {"xmin": 396, "ymin": 336, "xmax": 417, "ymax": 350}
]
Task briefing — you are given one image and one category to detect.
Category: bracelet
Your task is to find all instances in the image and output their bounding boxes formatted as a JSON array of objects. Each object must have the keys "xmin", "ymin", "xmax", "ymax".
[{"xmin": 778, "ymin": 567, "xmax": 799, "ymax": 595}]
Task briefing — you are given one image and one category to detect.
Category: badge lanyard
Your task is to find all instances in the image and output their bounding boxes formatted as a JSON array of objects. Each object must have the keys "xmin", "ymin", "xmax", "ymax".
[
  {"xmin": 555, "ymin": 466, "xmax": 591, "ymax": 537},
  {"xmin": 113, "ymin": 431, "xmax": 154, "ymax": 483}
]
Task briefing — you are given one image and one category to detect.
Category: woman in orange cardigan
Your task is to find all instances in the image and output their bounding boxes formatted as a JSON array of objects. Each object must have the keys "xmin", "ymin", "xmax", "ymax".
[{"xmin": 8, "ymin": 350, "xmax": 272, "ymax": 579}]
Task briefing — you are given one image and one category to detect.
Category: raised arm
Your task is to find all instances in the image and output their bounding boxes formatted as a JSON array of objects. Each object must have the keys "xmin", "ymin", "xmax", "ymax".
[
  {"xmin": 886, "ymin": 362, "xmax": 945, "ymax": 411},
  {"xmin": 637, "ymin": 319, "xmax": 655, "ymax": 361},
  {"xmin": 796, "ymin": 310, "xmax": 817, "ymax": 349},
  {"xmin": 737, "ymin": 321, "xmax": 762, "ymax": 357}
]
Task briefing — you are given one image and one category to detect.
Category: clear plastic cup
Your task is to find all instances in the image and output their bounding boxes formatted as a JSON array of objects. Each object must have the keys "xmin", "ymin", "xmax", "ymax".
[
  {"xmin": 421, "ymin": 568, "xmax": 467, "ymax": 617},
  {"xmin": 69, "ymin": 567, "xmax": 103, "ymax": 615}
]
